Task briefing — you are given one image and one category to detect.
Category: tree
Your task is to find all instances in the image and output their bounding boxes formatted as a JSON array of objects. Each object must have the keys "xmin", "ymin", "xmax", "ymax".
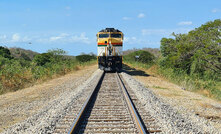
[
  {"xmin": 0, "ymin": 46, "xmax": 13, "ymax": 59},
  {"xmin": 47, "ymin": 48, "xmax": 67, "ymax": 55},
  {"xmin": 76, "ymin": 54, "xmax": 96, "ymax": 62},
  {"xmin": 47, "ymin": 48, "xmax": 67, "ymax": 62},
  {"xmin": 33, "ymin": 53, "xmax": 53, "ymax": 66},
  {"xmin": 124, "ymin": 50, "xmax": 155, "ymax": 64},
  {"xmin": 160, "ymin": 19, "xmax": 221, "ymax": 76},
  {"xmin": 160, "ymin": 38, "xmax": 176, "ymax": 57}
]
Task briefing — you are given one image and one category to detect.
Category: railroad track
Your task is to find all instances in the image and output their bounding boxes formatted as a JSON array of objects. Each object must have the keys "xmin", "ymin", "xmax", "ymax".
[{"xmin": 54, "ymin": 71, "xmax": 161, "ymax": 133}]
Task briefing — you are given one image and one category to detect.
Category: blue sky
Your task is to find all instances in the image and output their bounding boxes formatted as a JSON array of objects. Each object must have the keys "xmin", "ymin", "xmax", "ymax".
[{"xmin": 0, "ymin": 0, "xmax": 220, "ymax": 55}]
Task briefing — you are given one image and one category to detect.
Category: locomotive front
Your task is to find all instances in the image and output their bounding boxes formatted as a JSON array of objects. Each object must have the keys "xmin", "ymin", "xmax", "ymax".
[{"xmin": 97, "ymin": 28, "xmax": 123, "ymax": 71}]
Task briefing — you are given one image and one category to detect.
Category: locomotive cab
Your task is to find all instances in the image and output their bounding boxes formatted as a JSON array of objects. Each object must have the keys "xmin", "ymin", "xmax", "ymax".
[{"xmin": 97, "ymin": 28, "xmax": 123, "ymax": 71}]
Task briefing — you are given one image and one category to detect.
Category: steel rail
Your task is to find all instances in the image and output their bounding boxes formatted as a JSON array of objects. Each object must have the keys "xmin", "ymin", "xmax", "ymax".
[
  {"xmin": 116, "ymin": 72, "xmax": 147, "ymax": 134},
  {"xmin": 68, "ymin": 71, "xmax": 105, "ymax": 134},
  {"xmin": 68, "ymin": 71, "xmax": 146, "ymax": 134}
]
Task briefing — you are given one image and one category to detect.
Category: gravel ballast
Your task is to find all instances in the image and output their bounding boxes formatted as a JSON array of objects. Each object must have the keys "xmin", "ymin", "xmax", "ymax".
[
  {"xmin": 121, "ymin": 72, "xmax": 219, "ymax": 133},
  {"xmin": 1, "ymin": 69, "xmax": 103, "ymax": 134},
  {"xmin": 1, "ymin": 68, "xmax": 219, "ymax": 133}
]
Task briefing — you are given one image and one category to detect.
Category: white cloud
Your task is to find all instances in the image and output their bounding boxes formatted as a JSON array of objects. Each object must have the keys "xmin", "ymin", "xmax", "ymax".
[
  {"xmin": 60, "ymin": 33, "xmax": 69, "ymax": 36},
  {"xmin": 138, "ymin": 13, "xmax": 145, "ymax": 18},
  {"xmin": 48, "ymin": 33, "xmax": 91, "ymax": 44},
  {"xmin": 0, "ymin": 35, "xmax": 7, "ymax": 40},
  {"xmin": 142, "ymin": 29, "xmax": 166, "ymax": 35},
  {"xmin": 22, "ymin": 24, "xmax": 27, "ymax": 27},
  {"xmin": 124, "ymin": 37, "xmax": 137, "ymax": 43},
  {"xmin": 26, "ymin": 8, "xmax": 31, "ymax": 12},
  {"xmin": 50, "ymin": 36, "xmax": 62, "ymax": 41},
  {"xmin": 5, "ymin": 33, "xmax": 32, "ymax": 43},
  {"xmin": 12, "ymin": 34, "xmax": 20, "ymax": 42},
  {"xmin": 70, "ymin": 33, "xmax": 90, "ymax": 44},
  {"xmin": 1, "ymin": 32, "xmax": 92, "ymax": 45},
  {"xmin": 124, "ymin": 36, "xmax": 160, "ymax": 46},
  {"xmin": 49, "ymin": 33, "xmax": 69, "ymax": 41},
  {"xmin": 22, "ymin": 36, "xmax": 31, "ymax": 42},
  {"xmin": 65, "ymin": 6, "xmax": 71, "ymax": 10},
  {"xmin": 178, "ymin": 21, "xmax": 192, "ymax": 26},
  {"xmin": 212, "ymin": 8, "xmax": 220, "ymax": 13},
  {"xmin": 131, "ymin": 37, "xmax": 136, "ymax": 40},
  {"xmin": 66, "ymin": 14, "xmax": 71, "ymax": 16},
  {"xmin": 122, "ymin": 17, "xmax": 131, "ymax": 20},
  {"xmin": 142, "ymin": 28, "xmax": 192, "ymax": 36}
]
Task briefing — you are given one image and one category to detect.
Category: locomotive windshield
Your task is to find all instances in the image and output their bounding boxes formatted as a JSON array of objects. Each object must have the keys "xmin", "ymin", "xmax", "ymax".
[
  {"xmin": 99, "ymin": 34, "xmax": 109, "ymax": 38},
  {"xmin": 111, "ymin": 34, "xmax": 121, "ymax": 38},
  {"xmin": 99, "ymin": 33, "xmax": 122, "ymax": 38}
]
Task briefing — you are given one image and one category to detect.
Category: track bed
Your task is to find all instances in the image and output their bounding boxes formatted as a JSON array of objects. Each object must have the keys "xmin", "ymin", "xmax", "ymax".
[{"xmin": 54, "ymin": 72, "xmax": 161, "ymax": 134}]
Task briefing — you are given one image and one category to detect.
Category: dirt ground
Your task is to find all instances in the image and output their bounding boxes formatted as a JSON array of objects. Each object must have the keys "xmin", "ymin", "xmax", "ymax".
[
  {"xmin": 0, "ymin": 64, "xmax": 97, "ymax": 132},
  {"xmin": 123, "ymin": 64, "xmax": 221, "ymax": 131},
  {"xmin": 1, "ymin": 63, "xmax": 220, "ymax": 132}
]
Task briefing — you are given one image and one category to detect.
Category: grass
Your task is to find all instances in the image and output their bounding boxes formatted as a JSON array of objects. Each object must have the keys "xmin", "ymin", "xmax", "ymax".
[
  {"xmin": 124, "ymin": 60, "xmax": 153, "ymax": 69},
  {"xmin": 0, "ymin": 54, "xmax": 96, "ymax": 95},
  {"xmin": 156, "ymin": 66, "xmax": 221, "ymax": 101},
  {"xmin": 124, "ymin": 60, "xmax": 221, "ymax": 101},
  {"xmin": 152, "ymin": 85, "xmax": 168, "ymax": 90}
]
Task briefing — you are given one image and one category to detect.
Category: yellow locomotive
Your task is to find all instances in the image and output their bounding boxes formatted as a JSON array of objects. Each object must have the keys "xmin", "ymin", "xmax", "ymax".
[{"xmin": 97, "ymin": 28, "xmax": 123, "ymax": 71}]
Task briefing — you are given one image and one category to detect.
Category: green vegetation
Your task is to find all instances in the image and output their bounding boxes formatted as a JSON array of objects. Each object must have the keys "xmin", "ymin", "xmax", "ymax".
[
  {"xmin": 123, "ymin": 48, "xmax": 160, "ymax": 58},
  {"xmin": 159, "ymin": 19, "xmax": 221, "ymax": 100},
  {"xmin": 0, "ymin": 46, "xmax": 13, "ymax": 59},
  {"xmin": 9, "ymin": 47, "xmax": 39, "ymax": 61},
  {"xmin": 124, "ymin": 19, "xmax": 221, "ymax": 100},
  {"xmin": 76, "ymin": 54, "xmax": 96, "ymax": 62},
  {"xmin": 0, "ymin": 47, "xmax": 96, "ymax": 94},
  {"xmin": 123, "ymin": 50, "xmax": 155, "ymax": 68}
]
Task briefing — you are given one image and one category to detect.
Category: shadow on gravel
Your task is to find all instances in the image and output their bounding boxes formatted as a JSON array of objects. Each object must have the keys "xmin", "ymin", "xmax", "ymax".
[{"xmin": 122, "ymin": 64, "xmax": 150, "ymax": 77}]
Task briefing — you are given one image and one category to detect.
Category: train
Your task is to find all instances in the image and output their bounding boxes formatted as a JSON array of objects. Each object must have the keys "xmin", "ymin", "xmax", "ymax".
[{"xmin": 97, "ymin": 28, "xmax": 123, "ymax": 71}]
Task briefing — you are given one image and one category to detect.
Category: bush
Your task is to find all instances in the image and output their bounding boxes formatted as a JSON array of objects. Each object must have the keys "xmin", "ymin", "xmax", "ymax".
[
  {"xmin": 124, "ymin": 50, "xmax": 155, "ymax": 64},
  {"xmin": 158, "ymin": 19, "xmax": 221, "ymax": 100},
  {"xmin": 160, "ymin": 19, "xmax": 221, "ymax": 77},
  {"xmin": 0, "ymin": 46, "xmax": 13, "ymax": 59},
  {"xmin": 0, "ymin": 47, "xmax": 96, "ymax": 94},
  {"xmin": 0, "ymin": 59, "xmax": 32, "ymax": 92},
  {"xmin": 33, "ymin": 53, "xmax": 53, "ymax": 66},
  {"xmin": 76, "ymin": 54, "xmax": 96, "ymax": 62}
]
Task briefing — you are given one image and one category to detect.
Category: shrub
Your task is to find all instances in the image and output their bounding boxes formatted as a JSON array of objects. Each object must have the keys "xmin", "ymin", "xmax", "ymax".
[
  {"xmin": 0, "ymin": 47, "xmax": 96, "ymax": 94},
  {"xmin": 0, "ymin": 46, "xmax": 13, "ymax": 59},
  {"xmin": 33, "ymin": 53, "xmax": 53, "ymax": 66},
  {"xmin": 0, "ymin": 59, "xmax": 32, "ymax": 91},
  {"xmin": 160, "ymin": 19, "xmax": 221, "ymax": 76},
  {"xmin": 124, "ymin": 50, "xmax": 155, "ymax": 64},
  {"xmin": 158, "ymin": 19, "xmax": 221, "ymax": 100},
  {"xmin": 76, "ymin": 54, "xmax": 96, "ymax": 62}
]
